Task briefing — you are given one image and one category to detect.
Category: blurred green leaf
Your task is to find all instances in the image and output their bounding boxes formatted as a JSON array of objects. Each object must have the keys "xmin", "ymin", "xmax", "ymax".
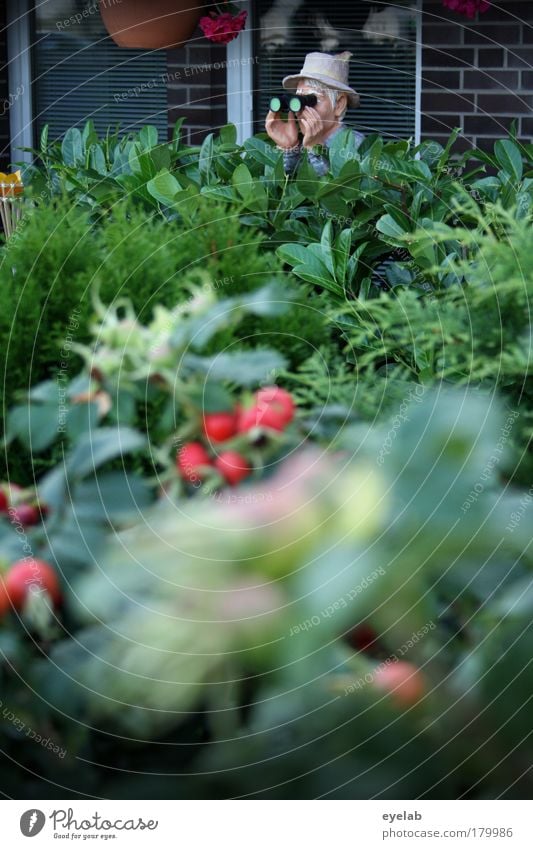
[{"xmin": 66, "ymin": 428, "xmax": 146, "ymax": 479}]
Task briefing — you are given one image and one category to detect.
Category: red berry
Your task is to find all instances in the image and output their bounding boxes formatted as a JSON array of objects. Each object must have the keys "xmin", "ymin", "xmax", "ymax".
[
  {"xmin": 3, "ymin": 559, "xmax": 62, "ymax": 610},
  {"xmin": 0, "ymin": 484, "xmax": 45, "ymax": 527},
  {"xmin": 347, "ymin": 623, "xmax": 379, "ymax": 653},
  {"xmin": 202, "ymin": 411, "xmax": 238, "ymax": 443},
  {"xmin": 255, "ymin": 386, "xmax": 295, "ymax": 425},
  {"xmin": 9, "ymin": 503, "xmax": 40, "ymax": 527},
  {"xmin": 214, "ymin": 451, "xmax": 251, "ymax": 486},
  {"xmin": 372, "ymin": 661, "xmax": 426, "ymax": 707},
  {"xmin": 176, "ymin": 442, "xmax": 212, "ymax": 482},
  {"xmin": 238, "ymin": 404, "xmax": 286, "ymax": 433}
]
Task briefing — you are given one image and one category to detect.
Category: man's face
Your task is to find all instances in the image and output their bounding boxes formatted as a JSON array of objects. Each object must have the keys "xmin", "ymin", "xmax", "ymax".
[{"xmin": 295, "ymin": 83, "xmax": 338, "ymax": 128}]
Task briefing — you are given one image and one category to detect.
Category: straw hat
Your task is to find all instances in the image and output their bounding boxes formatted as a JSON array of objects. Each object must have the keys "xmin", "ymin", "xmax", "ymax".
[{"xmin": 282, "ymin": 51, "xmax": 360, "ymax": 108}]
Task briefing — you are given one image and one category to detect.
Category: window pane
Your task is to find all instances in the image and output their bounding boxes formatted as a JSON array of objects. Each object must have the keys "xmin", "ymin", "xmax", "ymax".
[
  {"xmin": 33, "ymin": 0, "xmax": 168, "ymax": 141},
  {"xmin": 254, "ymin": 0, "xmax": 418, "ymax": 139}
]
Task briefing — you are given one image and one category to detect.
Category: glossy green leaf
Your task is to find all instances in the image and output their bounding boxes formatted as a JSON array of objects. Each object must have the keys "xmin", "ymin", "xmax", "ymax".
[
  {"xmin": 375, "ymin": 214, "xmax": 407, "ymax": 244},
  {"xmin": 138, "ymin": 125, "xmax": 159, "ymax": 150},
  {"xmin": 61, "ymin": 128, "xmax": 83, "ymax": 167},
  {"xmin": 232, "ymin": 163, "xmax": 254, "ymax": 200},
  {"xmin": 147, "ymin": 170, "xmax": 182, "ymax": 206},
  {"xmin": 494, "ymin": 139, "xmax": 523, "ymax": 183},
  {"xmin": 89, "ymin": 144, "xmax": 107, "ymax": 175},
  {"xmin": 199, "ymin": 132, "xmax": 215, "ymax": 182},
  {"xmin": 219, "ymin": 124, "xmax": 238, "ymax": 145},
  {"xmin": 243, "ymin": 137, "xmax": 279, "ymax": 167}
]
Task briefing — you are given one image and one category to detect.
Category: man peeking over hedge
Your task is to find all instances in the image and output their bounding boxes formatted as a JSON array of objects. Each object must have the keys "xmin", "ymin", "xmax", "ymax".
[{"xmin": 265, "ymin": 51, "xmax": 364, "ymax": 177}]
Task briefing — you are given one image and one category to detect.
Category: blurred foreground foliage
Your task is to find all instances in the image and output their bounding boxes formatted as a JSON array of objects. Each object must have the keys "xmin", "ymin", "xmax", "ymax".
[{"xmin": 1, "ymin": 390, "xmax": 532, "ymax": 799}]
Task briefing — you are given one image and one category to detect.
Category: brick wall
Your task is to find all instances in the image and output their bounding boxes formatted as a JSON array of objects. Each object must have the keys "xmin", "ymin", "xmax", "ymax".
[
  {"xmin": 422, "ymin": 0, "xmax": 533, "ymax": 151},
  {"xmin": 0, "ymin": 2, "xmax": 11, "ymax": 171},
  {"xmin": 166, "ymin": 31, "xmax": 227, "ymax": 144}
]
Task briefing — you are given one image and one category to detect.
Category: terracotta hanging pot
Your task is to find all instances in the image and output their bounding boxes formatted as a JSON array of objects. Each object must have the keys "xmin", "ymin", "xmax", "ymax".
[{"xmin": 99, "ymin": 0, "xmax": 204, "ymax": 49}]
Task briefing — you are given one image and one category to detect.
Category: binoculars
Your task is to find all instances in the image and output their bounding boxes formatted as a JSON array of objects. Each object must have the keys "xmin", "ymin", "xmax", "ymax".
[{"xmin": 269, "ymin": 94, "xmax": 318, "ymax": 113}]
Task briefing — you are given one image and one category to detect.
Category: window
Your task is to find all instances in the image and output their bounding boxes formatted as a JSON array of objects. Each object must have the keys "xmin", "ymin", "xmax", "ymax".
[
  {"xmin": 32, "ymin": 0, "xmax": 168, "ymax": 143},
  {"xmin": 253, "ymin": 0, "xmax": 419, "ymax": 140}
]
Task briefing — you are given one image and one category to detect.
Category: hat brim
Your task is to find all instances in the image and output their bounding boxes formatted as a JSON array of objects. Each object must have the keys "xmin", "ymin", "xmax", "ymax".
[{"xmin": 282, "ymin": 73, "xmax": 360, "ymax": 108}]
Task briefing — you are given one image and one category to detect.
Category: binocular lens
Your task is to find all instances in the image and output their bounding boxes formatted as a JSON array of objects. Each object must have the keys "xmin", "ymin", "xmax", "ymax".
[
  {"xmin": 292, "ymin": 94, "xmax": 318, "ymax": 110},
  {"xmin": 289, "ymin": 96, "xmax": 305, "ymax": 112},
  {"xmin": 269, "ymin": 94, "xmax": 318, "ymax": 113}
]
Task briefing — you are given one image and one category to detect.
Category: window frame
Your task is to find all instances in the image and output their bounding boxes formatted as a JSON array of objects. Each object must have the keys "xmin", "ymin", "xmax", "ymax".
[
  {"xmin": 228, "ymin": 0, "xmax": 422, "ymax": 145},
  {"xmin": 227, "ymin": 1, "xmax": 254, "ymax": 144},
  {"xmin": 6, "ymin": 0, "xmax": 33, "ymax": 165}
]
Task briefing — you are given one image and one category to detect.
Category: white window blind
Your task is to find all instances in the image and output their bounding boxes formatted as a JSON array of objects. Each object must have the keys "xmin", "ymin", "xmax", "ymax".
[
  {"xmin": 254, "ymin": 0, "xmax": 418, "ymax": 139},
  {"xmin": 33, "ymin": 0, "xmax": 168, "ymax": 142}
]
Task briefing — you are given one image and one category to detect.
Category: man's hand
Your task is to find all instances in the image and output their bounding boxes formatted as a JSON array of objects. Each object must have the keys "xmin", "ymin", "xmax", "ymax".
[
  {"xmin": 298, "ymin": 106, "xmax": 326, "ymax": 149},
  {"xmin": 265, "ymin": 110, "xmax": 299, "ymax": 149}
]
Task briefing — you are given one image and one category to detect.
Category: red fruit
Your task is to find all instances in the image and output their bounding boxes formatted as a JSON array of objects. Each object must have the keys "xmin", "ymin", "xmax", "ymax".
[
  {"xmin": 3, "ymin": 559, "xmax": 62, "ymax": 611},
  {"xmin": 9, "ymin": 503, "xmax": 40, "ymax": 527},
  {"xmin": 202, "ymin": 411, "xmax": 238, "ymax": 443},
  {"xmin": 347, "ymin": 623, "xmax": 379, "ymax": 653},
  {"xmin": 176, "ymin": 442, "xmax": 212, "ymax": 482},
  {"xmin": 255, "ymin": 386, "xmax": 295, "ymax": 425},
  {"xmin": 0, "ymin": 484, "xmax": 45, "ymax": 527},
  {"xmin": 372, "ymin": 661, "xmax": 426, "ymax": 707},
  {"xmin": 214, "ymin": 451, "xmax": 251, "ymax": 486},
  {"xmin": 238, "ymin": 404, "xmax": 286, "ymax": 433}
]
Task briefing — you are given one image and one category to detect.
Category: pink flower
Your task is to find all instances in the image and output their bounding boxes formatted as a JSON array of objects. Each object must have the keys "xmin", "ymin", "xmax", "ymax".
[
  {"xmin": 199, "ymin": 10, "xmax": 247, "ymax": 45},
  {"xmin": 442, "ymin": 0, "xmax": 490, "ymax": 18}
]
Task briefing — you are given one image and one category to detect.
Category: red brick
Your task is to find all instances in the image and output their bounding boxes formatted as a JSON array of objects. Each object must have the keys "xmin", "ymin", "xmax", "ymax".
[
  {"xmin": 421, "ymin": 23, "xmax": 463, "ymax": 44},
  {"xmin": 167, "ymin": 86, "xmax": 191, "ymax": 108},
  {"xmin": 422, "ymin": 46, "xmax": 475, "ymax": 68},
  {"xmin": 506, "ymin": 48, "xmax": 533, "ymax": 68},
  {"xmin": 477, "ymin": 92, "xmax": 533, "ymax": 113},
  {"xmin": 422, "ymin": 114, "xmax": 463, "ymax": 133},
  {"xmin": 422, "ymin": 69, "xmax": 462, "ymax": 89},
  {"xmin": 464, "ymin": 114, "xmax": 517, "ymax": 134},
  {"xmin": 169, "ymin": 106, "xmax": 224, "ymax": 125},
  {"xmin": 476, "ymin": 48, "xmax": 505, "ymax": 66},
  {"xmin": 463, "ymin": 70, "xmax": 519, "ymax": 89},
  {"xmin": 464, "ymin": 23, "xmax": 521, "ymax": 44},
  {"xmin": 421, "ymin": 91, "xmax": 475, "ymax": 111}
]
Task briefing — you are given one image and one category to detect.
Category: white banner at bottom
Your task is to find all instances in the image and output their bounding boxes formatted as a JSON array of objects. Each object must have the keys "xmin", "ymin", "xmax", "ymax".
[{"xmin": 2, "ymin": 800, "xmax": 530, "ymax": 848}]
